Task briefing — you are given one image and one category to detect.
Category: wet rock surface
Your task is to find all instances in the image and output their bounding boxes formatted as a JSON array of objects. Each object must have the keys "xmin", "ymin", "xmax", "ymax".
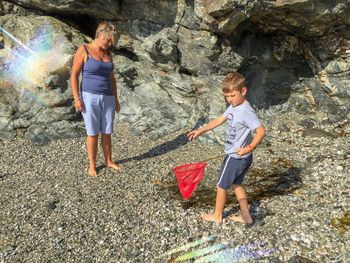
[{"xmin": 0, "ymin": 115, "xmax": 349, "ymax": 262}]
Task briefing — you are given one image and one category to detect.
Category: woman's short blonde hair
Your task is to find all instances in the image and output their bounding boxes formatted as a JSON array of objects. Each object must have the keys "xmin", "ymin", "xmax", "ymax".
[{"xmin": 95, "ymin": 22, "xmax": 118, "ymax": 45}]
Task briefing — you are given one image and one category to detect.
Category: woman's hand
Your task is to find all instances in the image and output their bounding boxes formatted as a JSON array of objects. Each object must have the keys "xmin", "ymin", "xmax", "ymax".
[
  {"xmin": 115, "ymin": 99, "xmax": 121, "ymax": 113},
  {"xmin": 74, "ymin": 99, "xmax": 84, "ymax": 112}
]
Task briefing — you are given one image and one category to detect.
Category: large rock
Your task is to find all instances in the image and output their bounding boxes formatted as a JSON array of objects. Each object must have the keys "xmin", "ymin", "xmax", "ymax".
[
  {"xmin": 0, "ymin": 0, "xmax": 349, "ymax": 144},
  {"xmin": 118, "ymin": 81, "xmax": 189, "ymax": 139},
  {"xmin": 141, "ymin": 28, "xmax": 179, "ymax": 71},
  {"xmin": 177, "ymin": 26, "xmax": 243, "ymax": 75}
]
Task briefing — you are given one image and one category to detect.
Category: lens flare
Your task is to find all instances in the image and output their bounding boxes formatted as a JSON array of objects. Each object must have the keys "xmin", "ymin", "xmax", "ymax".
[
  {"xmin": 0, "ymin": 26, "xmax": 35, "ymax": 55},
  {"xmin": 0, "ymin": 23, "xmax": 67, "ymax": 105},
  {"xmin": 159, "ymin": 236, "xmax": 217, "ymax": 258},
  {"xmin": 162, "ymin": 236, "xmax": 277, "ymax": 262},
  {"xmin": 194, "ymin": 242, "xmax": 277, "ymax": 262}
]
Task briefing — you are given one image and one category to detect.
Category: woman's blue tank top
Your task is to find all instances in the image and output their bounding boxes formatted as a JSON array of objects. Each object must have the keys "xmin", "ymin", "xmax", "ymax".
[{"xmin": 81, "ymin": 46, "xmax": 114, "ymax": 95}]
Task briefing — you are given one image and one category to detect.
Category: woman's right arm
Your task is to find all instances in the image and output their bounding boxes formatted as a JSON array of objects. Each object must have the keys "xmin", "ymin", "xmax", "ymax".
[{"xmin": 70, "ymin": 45, "xmax": 85, "ymax": 112}]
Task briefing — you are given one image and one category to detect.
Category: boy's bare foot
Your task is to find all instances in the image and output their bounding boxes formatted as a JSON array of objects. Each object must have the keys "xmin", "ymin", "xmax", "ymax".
[
  {"xmin": 88, "ymin": 168, "xmax": 97, "ymax": 177},
  {"xmin": 106, "ymin": 162, "xmax": 123, "ymax": 171},
  {"xmin": 201, "ymin": 213, "xmax": 222, "ymax": 224},
  {"xmin": 228, "ymin": 214, "xmax": 253, "ymax": 225}
]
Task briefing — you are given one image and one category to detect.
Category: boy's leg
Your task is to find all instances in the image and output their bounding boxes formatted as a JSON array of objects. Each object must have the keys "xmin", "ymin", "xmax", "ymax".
[
  {"xmin": 101, "ymin": 133, "xmax": 122, "ymax": 170},
  {"xmin": 230, "ymin": 184, "xmax": 253, "ymax": 224},
  {"xmin": 87, "ymin": 135, "xmax": 99, "ymax": 176},
  {"xmin": 202, "ymin": 186, "xmax": 227, "ymax": 223}
]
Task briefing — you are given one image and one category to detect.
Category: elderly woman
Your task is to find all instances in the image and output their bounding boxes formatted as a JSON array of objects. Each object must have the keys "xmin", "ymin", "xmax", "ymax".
[{"xmin": 70, "ymin": 22, "xmax": 122, "ymax": 176}]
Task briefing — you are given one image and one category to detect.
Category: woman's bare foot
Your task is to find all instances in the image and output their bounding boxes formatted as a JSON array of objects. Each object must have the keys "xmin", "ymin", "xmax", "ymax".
[
  {"xmin": 201, "ymin": 213, "xmax": 222, "ymax": 224},
  {"xmin": 106, "ymin": 162, "xmax": 123, "ymax": 171},
  {"xmin": 88, "ymin": 167, "xmax": 97, "ymax": 177},
  {"xmin": 228, "ymin": 213, "xmax": 253, "ymax": 225}
]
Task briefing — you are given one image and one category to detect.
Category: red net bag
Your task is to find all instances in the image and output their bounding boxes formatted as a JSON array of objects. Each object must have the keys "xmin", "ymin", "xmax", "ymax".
[{"xmin": 172, "ymin": 162, "xmax": 207, "ymax": 200}]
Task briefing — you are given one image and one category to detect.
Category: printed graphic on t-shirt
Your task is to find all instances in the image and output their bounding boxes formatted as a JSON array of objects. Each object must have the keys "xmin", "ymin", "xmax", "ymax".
[
  {"xmin": 225, "ymin": 113, "xmax": 237, "ymax": 153},
  {"xmin": 227, "ymin": 113, "xmax": 236, "ymax": 141}
]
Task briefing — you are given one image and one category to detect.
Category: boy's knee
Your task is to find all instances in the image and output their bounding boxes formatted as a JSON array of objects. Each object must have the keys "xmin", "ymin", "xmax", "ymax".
[
  {"xmin": 232, "ymin": 184, "xmax": 242, "ymax": 189},
  {"xmin": 216, "ymin": 186, "xmax": 227, "ymax": 192}
]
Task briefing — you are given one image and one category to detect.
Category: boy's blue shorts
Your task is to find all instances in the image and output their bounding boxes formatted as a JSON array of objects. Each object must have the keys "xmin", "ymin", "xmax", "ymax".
[
  {"xmin": 81, "ymin": 92, "xmax": 115, "ymax": 136},
  {"xmin": 217, "ymin": 155, "xmax": 253, "ymax": 189}
]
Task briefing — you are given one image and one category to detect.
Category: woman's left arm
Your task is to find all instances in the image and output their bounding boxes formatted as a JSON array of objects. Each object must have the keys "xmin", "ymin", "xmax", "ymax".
[{"xmin": 109, "ymin": 72, "xmax": 120, "ymax": 113}]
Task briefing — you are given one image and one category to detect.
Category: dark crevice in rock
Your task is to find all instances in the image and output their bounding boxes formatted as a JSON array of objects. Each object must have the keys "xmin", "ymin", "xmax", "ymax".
[
  {"xmin": 178, "ymin": 66, "xmax": 196, "ymax": 77},
  {"xmin": 230, "ymin": 21, "xmax": 314, "ymax": 109},
  {"xmin": 175, "ymin": 3, "xmax": 186, "ymax": 33},
  {"xmin": 58, "ymin": 14, "xmax": 98, "ymax": 39},
  {"xmin": 115, "ymin": 48, "xmax": 139, "ymax": 62}
]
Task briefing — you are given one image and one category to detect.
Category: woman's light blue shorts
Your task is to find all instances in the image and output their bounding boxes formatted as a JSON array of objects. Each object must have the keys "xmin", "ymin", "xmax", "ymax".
[{"xmin": 81, "ymin": 91, "xmax": 116, "ymax": 136}]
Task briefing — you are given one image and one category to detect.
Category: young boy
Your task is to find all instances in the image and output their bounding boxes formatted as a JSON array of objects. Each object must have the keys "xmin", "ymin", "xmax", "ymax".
[{"xmin": 187, "ymin": 72, "xmax": 265, "ymax": 224}]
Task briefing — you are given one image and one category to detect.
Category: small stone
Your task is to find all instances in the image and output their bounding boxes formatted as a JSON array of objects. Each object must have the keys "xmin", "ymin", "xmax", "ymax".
[
  {"xmin": 47, "ymin": 201, "xmax": 59, "ymax": 210},
  {"xmin": 336, "ymin": 166, "xmax": 343, "ymax": 171}
]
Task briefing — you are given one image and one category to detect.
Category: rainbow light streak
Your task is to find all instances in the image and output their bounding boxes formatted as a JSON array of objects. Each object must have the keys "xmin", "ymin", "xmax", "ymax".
[
  {"xmin": 158, "ymin": 236, "xmax": 217, "ymax": 258},
  {"xmin": 175, "ymin": 244, "xmax": 226, "ymax": 262},
  {"xmin": 0, "ymin": 26, "xmax": 36, "ymax": 55},
  {"xmin": 164, "ymin": 237, "xmax": 277, "ymax": 262},
  {"xmin": 194, "ymin": 242, "xmax": 277, "ymax": 262},
  {"xmin": 0, "ymin": 24, "xmax": 67, "ymax": 105}
]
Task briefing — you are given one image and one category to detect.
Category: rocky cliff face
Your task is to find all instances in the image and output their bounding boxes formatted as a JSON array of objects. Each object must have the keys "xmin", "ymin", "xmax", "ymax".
[{"xmin": 0, "ymin": 0, "xmax": 349, "ymax": 143}]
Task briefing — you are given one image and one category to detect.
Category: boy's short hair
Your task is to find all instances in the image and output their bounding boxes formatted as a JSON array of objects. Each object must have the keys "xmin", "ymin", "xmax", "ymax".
[
  {"xmin": 221, "ymin": 72, "xmax": 246, "ymax": 93},
  {"xmin": 95, "ymin": 22, "xmax": 118, "ymax": 45}
]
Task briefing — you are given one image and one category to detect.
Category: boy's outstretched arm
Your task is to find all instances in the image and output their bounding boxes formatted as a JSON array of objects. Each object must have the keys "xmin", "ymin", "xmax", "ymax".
[
  {"xmin": 187, "ymin": 115, "xmax": 227, "ymax": 141},
  {"xmin": 236, "ymin": 125, "xmax": 266, "ymax": 156}
]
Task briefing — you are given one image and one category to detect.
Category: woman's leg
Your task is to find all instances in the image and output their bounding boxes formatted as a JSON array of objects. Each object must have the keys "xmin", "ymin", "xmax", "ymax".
[
  {"xmin": 101, "ymin": 133, "xmax": 122, "ymax": 170},
  {"xmin": 81, "ymin": 92, "xmax": 101, "ymax": 176},
  {"xmin": 87, "ymin": 135, "xmax": 99, "ymax": 176}
]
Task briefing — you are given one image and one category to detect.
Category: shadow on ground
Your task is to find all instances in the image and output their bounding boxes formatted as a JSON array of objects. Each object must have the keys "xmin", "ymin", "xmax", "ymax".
[
  {"xmin": 160, "ymin": 157, "xmax": 303, "ymax": 221},
  {"xmin": 116, "ymin": 133, "xmax": 189, "ymax": 164}
]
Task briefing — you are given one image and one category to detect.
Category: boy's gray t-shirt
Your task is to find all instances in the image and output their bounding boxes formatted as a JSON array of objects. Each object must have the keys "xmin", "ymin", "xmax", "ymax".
[{"xmin": 223, "ymin": 101, "xmax": 261, "ymax": 159}]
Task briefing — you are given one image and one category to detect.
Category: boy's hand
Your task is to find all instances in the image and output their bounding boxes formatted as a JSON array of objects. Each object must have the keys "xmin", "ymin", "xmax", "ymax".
[
  {"xmin": 235, "ymin": 146, "xmax": 252, "ymax": 156},
  {"xmin": 236, "ymin": 125, "xmax": 265, "ymax": 156},
  {"xmin": 187, "ymin": 116, "xmax": 226, "ymax": 141},
  {"xmin": 187, "ymin": 129, "xmax": 202, "ymax": 141}
]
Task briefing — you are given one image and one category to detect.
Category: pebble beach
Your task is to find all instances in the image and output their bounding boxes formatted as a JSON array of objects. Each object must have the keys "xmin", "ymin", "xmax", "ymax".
[{"xmin": 0, "ymin": 117, "xmax": 349, "ymax": 262}]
